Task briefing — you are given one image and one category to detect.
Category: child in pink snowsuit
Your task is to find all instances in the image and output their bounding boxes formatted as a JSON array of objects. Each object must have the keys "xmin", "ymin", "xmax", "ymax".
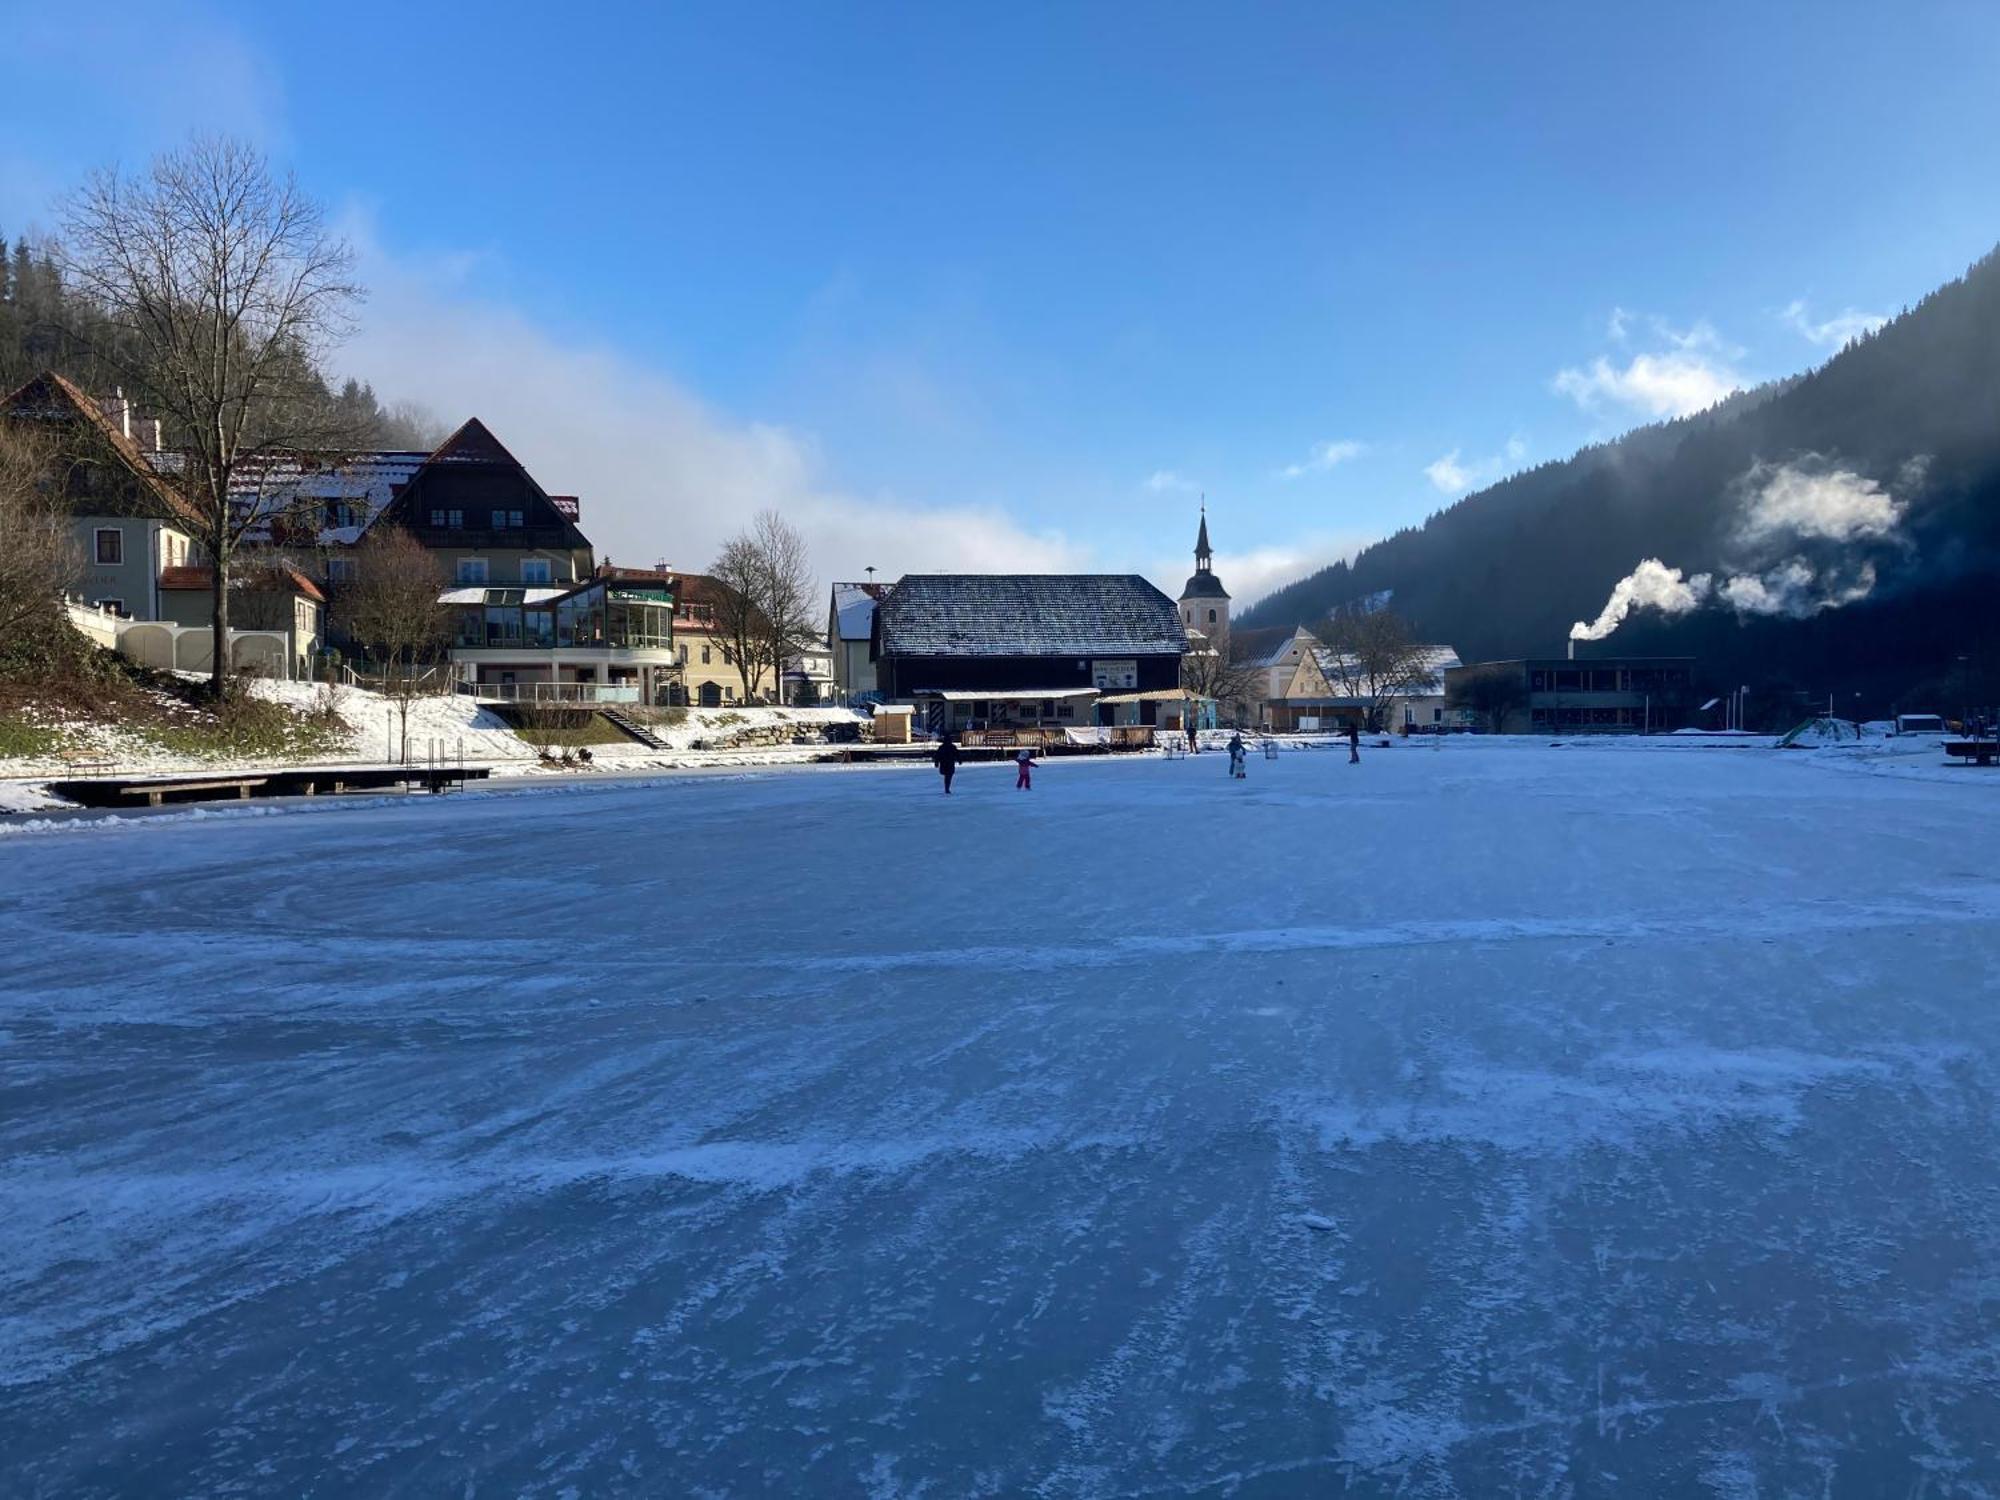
[{"xmin": 1015, "ymin": 747, "xmax": 1035, "ymax": 789}]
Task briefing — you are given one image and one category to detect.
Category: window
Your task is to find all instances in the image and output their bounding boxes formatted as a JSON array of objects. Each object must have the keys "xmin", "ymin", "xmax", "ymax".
[
  {"xmin": 701, "ymin": 645, "xmax": 711, "ymax": 665},
  {"xmin": 509, "ymin": 510, "xmax": 524, "ymax": 528},
  {"xmin": 457, "ymin": 558, "xmax": 489, "ymax": 584},
  {"xmin": 1207, "ymin": 609, "xmax": 1217, "ymax": 624},
  {"xmin": 493, "ymin": 510, "xmax": 511, "ymax": 530},
  {"xmin": 326, "ymin": 558, "xmax": 356, "ymax": 585},
  {"xmin": 723, "ymin": 685, "xmax": 735, "ymax": 700},
  {"xmin": 429, "ymin": 509, "xmax": 464, "ymax": 529},
  {"xmin": 520, "ymin": 558, "xmax": 551, "ymax": 585},
  {"xmin": 678, "ymin": 645, "xmax": 688, "ymax": 664},
  {"xmin": 97, "ymin": 598, "xmax": 124, "ymax": 615},
  {"xmin": 94, "ymin": 527, "xmax": 123, "ymax": 565}
]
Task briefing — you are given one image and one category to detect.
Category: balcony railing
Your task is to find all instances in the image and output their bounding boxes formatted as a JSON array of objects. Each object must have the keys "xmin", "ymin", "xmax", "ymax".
[{"xmin": 457, "ymin": 681, "xmax": 642, "ymax": 705}]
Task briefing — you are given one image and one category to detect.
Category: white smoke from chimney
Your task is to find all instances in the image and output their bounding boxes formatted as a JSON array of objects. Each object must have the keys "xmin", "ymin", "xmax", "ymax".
[
  {"xmin": 1718, "ymin": 558, "xmax": 1879, "ymax": 618},
  {"xmin": 1570, "ymin": 558, "xmax": 1712, "ymax": 642},
  {"xmin": 1733, "ymin": 460, "xmax": 1904, "ymax": 546},
  {"xmin": 1573, "ymin": 453, "xmax": 1923, "ymax": 641}
]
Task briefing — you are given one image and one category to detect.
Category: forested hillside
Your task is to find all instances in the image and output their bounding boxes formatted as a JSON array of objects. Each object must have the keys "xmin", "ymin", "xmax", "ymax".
[
  {"xmin": 0, "ymin": 230, "xmax": 439, "ymax": 450},
  {"xmin": 1243, "ymin": 248, "xmax": 2000, "ymax": 709}
]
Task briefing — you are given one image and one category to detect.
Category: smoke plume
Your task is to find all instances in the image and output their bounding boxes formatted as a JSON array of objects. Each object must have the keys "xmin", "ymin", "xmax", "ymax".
[
  {"xmin": 1571, "ymin": 454, "xmax": 1921, "ymax": 641},
  {"xmin": 1570, "ymin": 559, "xmax": 1712, "ymax": 641},
  {"xmin": 1733, "ymin": 460, "xmax": 1904, "ymax": 546}
]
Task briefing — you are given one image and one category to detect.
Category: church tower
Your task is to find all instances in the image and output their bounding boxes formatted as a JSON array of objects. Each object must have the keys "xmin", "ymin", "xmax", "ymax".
[{"xmin": 1178, "ymin": 505, "xmax": 1231, "ymax": 653}]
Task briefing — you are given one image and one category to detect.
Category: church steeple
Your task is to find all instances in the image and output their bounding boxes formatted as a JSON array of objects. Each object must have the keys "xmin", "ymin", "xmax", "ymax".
[{"xmin": 1178, "ymin": 503, "xmax": 1231, "ymax": 646}]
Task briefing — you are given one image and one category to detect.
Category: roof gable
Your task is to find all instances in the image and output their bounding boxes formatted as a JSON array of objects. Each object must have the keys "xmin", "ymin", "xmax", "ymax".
[
  {"xmin": 426, "ymin": 417, "xmax": 525, "ymax": 467},
  {"xmin": 878, "ymin": 574, "xmax": 1186, "ymax": 658},
  {"xmin": 371, "ymin": 417, "xmax": 591, "ymax": 551},
  {"xmin": 830, "ymin": 581, "xmax": 888, "ymax": 640},
  {"xmin": 0, "ymin": 370, "xmax": 204, "ymax": 531}
]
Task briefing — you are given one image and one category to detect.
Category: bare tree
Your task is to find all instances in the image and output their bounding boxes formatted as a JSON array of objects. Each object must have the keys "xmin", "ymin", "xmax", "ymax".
[
  {"xmin": 708, "ymin": 537, "xmax": 771, "ymax": 702},
  {"xmin": 0, "ymin": 426, "xmax": 77, "ymax": 645},
  {"xmin": 1446, "ymin": 661, "xmax": 1529, "ymax": 733},
  {"xmin": 708, "ymin": 510, "xmax": 818, "ymax": 704},
  {"xmin": 1314, "ymin": 607, "xmax": 1436, "ymax": 731},
  {"xmin": 330, "ymin": 525, "xmax": 449, "ymax": 761},
  {"xmin": 57, "ymin": 135, "xmax": 363, "ymax": 698},
  {"xmin": 747, "ymin": 510, "xmax": 819, "ymax": 695},
  {"xmin": 1180, "ymin": 637, "xmax": 1265, "ymax": 728}
]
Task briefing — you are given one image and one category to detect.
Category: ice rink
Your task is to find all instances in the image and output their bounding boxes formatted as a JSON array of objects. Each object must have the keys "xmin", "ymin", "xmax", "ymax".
[{"xmin": 3, "ymin": 742, "xmax": 1998, "ymax": 1496}]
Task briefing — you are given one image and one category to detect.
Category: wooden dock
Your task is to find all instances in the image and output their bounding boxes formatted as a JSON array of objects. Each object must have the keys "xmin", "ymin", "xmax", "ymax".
[{"xmin": 48, "ymin": 764, "xmax": 493, "ymax": 809}]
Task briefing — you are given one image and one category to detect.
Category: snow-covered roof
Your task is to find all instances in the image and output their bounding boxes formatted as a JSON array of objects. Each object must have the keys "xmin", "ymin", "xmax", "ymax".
[
  {"xmin": 1265, "ymin": 626, "xmax": 1319, "ymax": 666},
  {"xmin": 831, "ymin": 581, "xmax": 888, "ymax": 641},
  {"xmin": 1309, "ymin": 643, "xmax": 1462, "ymax": 697},
  {"xmin": 878, "ymin": 575, "xmax": 1185, "ymax": 658},
  {"xmin": 168, "ymin": 450, "xmax": 431, "ymax": 546},
  {"xmin": 437, "ymin": 586, "xmax": 568, "ymax": 606},
  {"xmin": 933, "ymin": 688, "xmax": 1099, "ymax": 702}
]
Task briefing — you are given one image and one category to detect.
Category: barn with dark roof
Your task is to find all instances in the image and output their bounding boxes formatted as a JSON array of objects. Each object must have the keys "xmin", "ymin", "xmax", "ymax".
[{"xmin": 873, "ymin": 574, "xmax": 1188, "ymax": 732}]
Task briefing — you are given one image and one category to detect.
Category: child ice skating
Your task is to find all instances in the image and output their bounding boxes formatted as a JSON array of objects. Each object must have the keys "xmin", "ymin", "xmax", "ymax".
[
  {"xmin": 1015, "ymin": 747, "xmax": 1036, "ymax": 789},
  {"xmin": 933, "ymin": 732, "xmax": 960, "ymax": 794},
  {"xmin": 1226, "ymin": 732, "xmax": 1247, "ymax": 779}
]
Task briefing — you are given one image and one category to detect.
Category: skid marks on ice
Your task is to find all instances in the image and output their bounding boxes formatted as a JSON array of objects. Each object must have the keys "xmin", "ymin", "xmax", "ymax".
[{"xmin": 766, "ymin": 891, "xmax": 2000, "ymax": 980}]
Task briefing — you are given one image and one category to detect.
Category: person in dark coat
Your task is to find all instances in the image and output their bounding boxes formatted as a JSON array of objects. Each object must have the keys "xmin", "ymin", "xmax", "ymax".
[
  {"xmin": 933, "ymin": 732, "xmax": 960, "ymax": 794},
  {"xmin": 1347, "ymin": 722, "xmax": 1361, "ymax": 764},
  {"xmin": 1186, "ymin": 720, "xmax": 1199, "ymax": 754},
  {"xmin": 1226, "ymin": 731, "xmax": 1247, "ymax": 779}
]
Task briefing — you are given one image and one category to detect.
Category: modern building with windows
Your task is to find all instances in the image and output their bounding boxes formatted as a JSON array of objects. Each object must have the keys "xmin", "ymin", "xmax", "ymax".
[
  {"xmin": 445, "ymin": 565, "xmax": 681, "ymax": 704},
  {"xmin": 1443, "ymin": 655, "xmax": 1698, "ymax": 733},
  {"xmin": 444, "ymin": 568, "xmax": 680, "ymax": 708}
]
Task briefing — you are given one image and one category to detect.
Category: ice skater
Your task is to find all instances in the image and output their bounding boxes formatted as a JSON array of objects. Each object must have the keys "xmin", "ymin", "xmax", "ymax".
[
  {"xmin": 1347, "ymin": 722, "xmax": 1361, "ymax": 765},
  {"xmin": 1186, "ymin": 720, "xmax": 1199, "ymax": 755},
  {"xmin": 933, "ymin": 731, "xmax": 960, "ymax": 794},
  {"xmin": 1015, "ymin": 745, "xmax": 1036, "ymax": 789},
  {"xmin": 1227, "ymin": 731, "xmax": 1247, "ymax": 779}
]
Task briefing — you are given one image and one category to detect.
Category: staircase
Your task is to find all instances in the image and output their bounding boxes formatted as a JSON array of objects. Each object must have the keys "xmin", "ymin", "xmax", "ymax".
[{"xmin": 599, "ymin": 706, "xmax": 671, "ymax": 750}]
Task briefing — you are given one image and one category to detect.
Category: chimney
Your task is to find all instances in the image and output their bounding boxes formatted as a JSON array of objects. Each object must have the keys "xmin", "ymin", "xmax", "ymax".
[
  {"xmin": 1567, "ymin": 638, "xmax": 1575, "ymax": 661},
  {"xmin": 116, "ymin": 386, "xmax": 132, "ymax": 440},
  {"xmin": 151, "ymin": 417, "xmax": 164, "ymax": 451}
]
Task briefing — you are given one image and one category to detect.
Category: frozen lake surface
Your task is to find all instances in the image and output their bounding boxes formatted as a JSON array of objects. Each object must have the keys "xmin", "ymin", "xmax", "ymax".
[{"xmin": 3, "ymin": 744, "xmax": 1998, "ymax": 1496}]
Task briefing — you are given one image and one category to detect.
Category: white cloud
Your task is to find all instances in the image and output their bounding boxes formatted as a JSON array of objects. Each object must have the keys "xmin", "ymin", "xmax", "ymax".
[
  {"xmin": 1277, "ymin": 439, "xmax": 1366, "ymax": 480},
  {"xmin": 1553, "ymin": 351, "xmax": 1741, "ymax": 420},
  {"xmin": 1424, "ymin": 434, "xmax": 1528, "ymax": 495},
  {"xmin": 1781, "ymin": 299, "xmax": 1888, "ymax": 351},
  {"xmin": 1143, "ymin": 469, "xmax": 1198, "ymax": 494},
  {"xmin": 339, "ymin": 219, "xmax": 1087, "ymax": 582},
  {"xmin": 1554, "ymin": 313, "xmax": 1747, "ymax": 421},
  {"xmin": 1424, "ymin": 450, "xmax": 1474, "ymax": 493}
]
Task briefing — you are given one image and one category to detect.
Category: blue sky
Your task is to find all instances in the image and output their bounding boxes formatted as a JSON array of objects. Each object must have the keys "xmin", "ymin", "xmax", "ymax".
[{"xmin": 5, "ymin": 2, "xmax": 1999, "ymax": 602}]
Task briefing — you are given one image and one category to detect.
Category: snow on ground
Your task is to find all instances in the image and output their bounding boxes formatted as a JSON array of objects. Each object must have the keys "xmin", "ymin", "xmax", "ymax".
[
  {"xmin": 4, "ymin": 744, "xmax": 2000, "ymax": 1494},
  {"xmin": 0, "ymin": 684, "xmax": 871, "ymax": 804}
]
